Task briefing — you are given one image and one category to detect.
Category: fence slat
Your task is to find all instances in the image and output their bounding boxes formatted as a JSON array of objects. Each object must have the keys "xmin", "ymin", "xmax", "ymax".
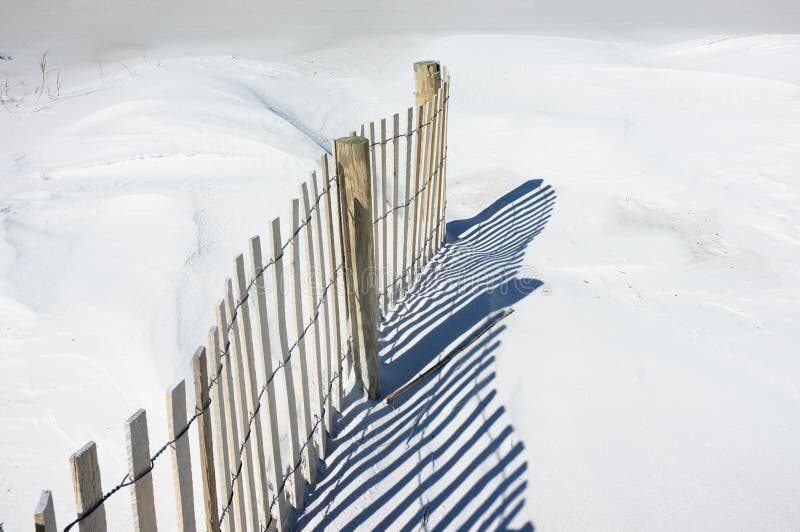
[
  {"xmin": 432, "ymin": 83, "xmax": 447, "ymax": 252},
  {"xmin": 269, "ymin": 217, "xmax": 305, "ymax": 510},
  {"xmin": 215, "ymin": 302, "xmax": 246, "ymax": 532},
  {"xmin": 321, "ymin": 154, "xmax": 345, "ymax": 413},
  {"xmin": 125, "ymin": 409, "xmax": 157, "ymax": 532},
  {"xmin": 409, "ymin": 103, "xmax": 424, "ymax": 287},
  {"xmin": 290, "ymin": 198, "xmax": 319, "ymax": 486},
  {"xmin": 368, "ymin": 122, "xmax": 379, "ymax": 309},
  {"xmin": 418, "ymin": 100, "xmax": 435, "ymax": 269},
  {"xmin": 392, "ymin": 112, "xmax": 400, "ymax": 303},
  {"xmin": 402, "ymin": 106, "xmax": 413, "ymax": 295},
  {"xmin": 233, "ymin": 255, "xmax": 272, "ymax": 527},
  {"xmin": 380, "ymin": 117, "xmax": 388, "ymax": 314},
  {"xmin": 70, "ymin": 441, "xmax": 106, "ymax": 532},
  {"xmin": 302, "ymin": 181, "xmax": 327, "ymax": 459},
  {"xmin": 310, "ymin": 172, "xmax": 334, "ymax": 433},
  {"xmin": 223, "ymin": 279, "xmax": 260, "ymax": 531},
  {"xmin": 208, "ymin": 326, "xmax": 233, "ymax": 532},
  {"xmin": 192, "ymin": 347, "xmax": 220, "ymax": 532},
  {"xmin": 437, "ymin": 79, "xmax": 451, "ymax": 248},
  {"xmin": 248, "ymin": 235, "xmax": 289, "ymax": 531},
  {"xmin": 167, "ymin": 380, "xmax": 196, "ymax": 532},
  {"xmin": 424, "ymin": 94, "xmax": 440, "ymax": 263},
  {"xmin": 34, "ymin": 490, "xmax": 57, "ymax": 532}
]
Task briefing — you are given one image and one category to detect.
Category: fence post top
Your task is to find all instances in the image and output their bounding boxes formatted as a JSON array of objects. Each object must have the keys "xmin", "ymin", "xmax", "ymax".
[
  {"xmin": 414, "ymin": 60, "xmax": 439, "ymax": 67},
  {"xmin": 335, "ymin": 136, "xmax": 368, "ymax": 146}
]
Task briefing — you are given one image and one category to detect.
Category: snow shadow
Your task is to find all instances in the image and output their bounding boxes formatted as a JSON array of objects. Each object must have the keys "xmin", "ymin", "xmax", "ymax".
[{"xmin": 297, "ymin": 180, "xmax": 555, "ymax": 531}]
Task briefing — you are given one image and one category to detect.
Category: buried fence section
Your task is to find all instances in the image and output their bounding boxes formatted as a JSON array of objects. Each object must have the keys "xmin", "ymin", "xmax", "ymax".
[{"xmin": 36, "ymin": 60, "xmax": 449, "ymax": 531}]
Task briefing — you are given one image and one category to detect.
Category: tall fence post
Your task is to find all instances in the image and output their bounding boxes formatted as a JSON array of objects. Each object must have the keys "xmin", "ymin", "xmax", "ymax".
[
  {"xmin": 335, "ymin": 136, "xmax": 380, "ymax": 399},
  {"xmin": 414, "ymin": 61, "xmax": 441, "ymax": 106}
]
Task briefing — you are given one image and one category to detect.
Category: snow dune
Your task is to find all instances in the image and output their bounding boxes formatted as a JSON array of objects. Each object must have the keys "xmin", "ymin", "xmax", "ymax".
[{"xmin": 2, "ymin": 4, "xmax": 800, "ymax": 530}]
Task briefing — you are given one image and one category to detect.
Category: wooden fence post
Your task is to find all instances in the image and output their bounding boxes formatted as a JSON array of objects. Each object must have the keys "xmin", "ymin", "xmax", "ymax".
[
  {"xmin": 69, "ymin": 441, "xmax": 107, "ymax": 532},
  {"xmin": 192, "ymin": 347, "xmax": 220, "ymax": 532},
  {"xmin": 34, "ymin": 490, "xmax": 57, "ymax": 532},
  {"xmin": 414, "ymin": 60, "xmax": 441, "ymax": 106},
  {"xmin": 125, "ymin": 409, "xmax": 158, "ymax": 532},
  {"xmin": 334, "ymin": 136, "xmax": 380, "ymax": 399},
  {"xmin": 167, "ymin": 380, "xmax": 196, "ymax": 532}
]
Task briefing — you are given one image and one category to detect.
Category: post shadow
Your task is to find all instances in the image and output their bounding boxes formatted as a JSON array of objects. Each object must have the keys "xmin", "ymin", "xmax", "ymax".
[{"xmin": 297, "ymin": 179, "xmax": 555, "ymax": 531}]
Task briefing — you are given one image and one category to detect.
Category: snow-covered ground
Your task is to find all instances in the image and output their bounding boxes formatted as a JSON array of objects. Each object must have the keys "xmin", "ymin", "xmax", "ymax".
[{"xmin": 2, "ymin": 1, "xmax": 800, "ymax": 530}]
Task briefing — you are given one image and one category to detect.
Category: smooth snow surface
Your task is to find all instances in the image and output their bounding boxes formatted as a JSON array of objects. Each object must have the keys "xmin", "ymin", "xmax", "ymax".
[{"xmin": 2, "ymin": 2, "xmax": 800, "ymax": 530}]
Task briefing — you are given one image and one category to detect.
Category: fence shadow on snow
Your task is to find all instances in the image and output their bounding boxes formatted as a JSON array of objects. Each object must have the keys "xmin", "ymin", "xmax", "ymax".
[{"xmin": 298, "ymin": 179, "xmax": 555, "ymax": 531}]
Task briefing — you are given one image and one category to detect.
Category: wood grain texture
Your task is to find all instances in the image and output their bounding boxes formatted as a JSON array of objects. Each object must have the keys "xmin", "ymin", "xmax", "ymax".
[
  {"xmin": 207, "ymin": 325, "xmax": 234, "ymax": 532},
  {"xmin": 335, "ymin": 136, "xmax": 380, "ymax": 399},
  {"xmin": 192, "ymin": 347, "xmax": 219, "ymax": 532},
  {"xmin": 310, "ymin": 172, "xmax": 335, "ymax": 434},
  {"xmin": 301, "ymin": 180, "xmax": 328, "ymax": 456},
  {"xmin": 321, "ymin": 154, "xmax": 345, "ymax": 414},
  {"xmin": 414, "ymin": 60, "xmax": 442, "ymax": 106},
  {"xmin": 290, "ymin": 199, "xmax": 319, "ymax": 486},
  {"xmin": 248, "ymin": 235, "xmax": 288, "ymax": 531},
  {"xmin": 69, "ymin": 441, "xmax": 106, "ymax": 532},
  {"xmin": 233, "ymin": 255, "xmax": 271, "ymax": 527},
  {"xmin": 223, "ymin": 279, "xmax": 260, "ymax": 531},
  {"xmin": 269, "ymin": 217, "xmax": 305, "ymax": 510},
  {"xmin": 166, "ymin": 380, "xmax": 196, "ymax": 532},
  {"xmin": 125, "ymin": 409, "xmax": 158, "ymax": 532},
  {"xmin": 34, "ymin": 490, "xmax": 57, "ymax": 532}
]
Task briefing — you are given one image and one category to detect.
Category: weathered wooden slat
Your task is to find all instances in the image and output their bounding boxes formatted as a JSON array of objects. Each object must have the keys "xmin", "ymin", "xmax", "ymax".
[
  {"xmin": 233, "ymin": 255, "xmax": 272, "ymax": 528},
  {"xmin": 192, "ymin": 347, "xmax": 220, "ymax": 532},
  {"xmin": 223, "ymin": 279, "xmax": 260, "ymax": 531},
  {"xmin": 408, "ymin": 103, "xmax": 424, "ymax": 287},
  {"xmin": 401, "ymin": 106, "xmax": 413, "ymax": 295},
  {"xmin": 310, "ymin": 172, "xmax": 334, "ymax": 433},
  {"xmin": 34, "ymin": 490, "xmax": 57, "ymax": 532},
  {"xmin": 167, "ymin": 380, "xmax": 196, "ymax": 532},
  {"xmin": 268, "ymin": 217, "xmax": 305, "ymax": 510},
  {"xmin": 380, "ymin": 117, "xmax": 388, "ymax": 314},
  {"xmin": 69, "ymin": 441, "xmax": 106, "ymax": 532},
  {"xmin": 368, "ymin": 122, "xmax": 379, "ymax": 306},
  {"xmin": 125, "ymin": 409, "xmax": 157, "ymax": 532},
  {"xmin": 248, "ymin": 235, "xmax": 289, "ymax": 531},
  {"xmin": 290, "ymin": 199, "xmax": 319, "ymax": 486},
  {"xmin": 321, "ymin": 154, "xmax": 345, "ymax": 413},
  {"xmin": 419, "ymin": 99, "xmax": 435, "ymax": 268},
  {"xmin": 438, "ymin": 79, "xmax": 451, "ymax": 248},
  {"xmin": 424, "ymin": 93, "xmax": 441, "ymax": 263},
  {"xmin": 392, "ymin": 112, "xmax": 400, "ymax": 303},
  {"xmin": 301, "ymin": 181, "xmax": 327, "ymax": 459},
  {"xmin": 215, "ymin": 302, "xmax": 246, "ymax": 532},
  {"xmin": 207, "ymin": 325, "xmax": 233, "ymax": 532}
]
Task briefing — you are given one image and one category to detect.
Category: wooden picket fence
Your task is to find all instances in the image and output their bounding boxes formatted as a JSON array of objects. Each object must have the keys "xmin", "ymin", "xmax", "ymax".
[{"xmin": 33, "ymin": 62, "xmax": 450, "ymax": 532}]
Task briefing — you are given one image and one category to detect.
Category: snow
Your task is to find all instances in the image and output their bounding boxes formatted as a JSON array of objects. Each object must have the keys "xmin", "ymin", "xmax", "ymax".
[{"xmin": 2, "ymin": 2, "xmax": 800, "ymax": 530}]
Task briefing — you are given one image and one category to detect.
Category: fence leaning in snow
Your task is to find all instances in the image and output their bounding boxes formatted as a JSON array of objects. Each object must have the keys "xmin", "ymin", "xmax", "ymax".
[{"xmin": 32, "ymin": 61, "xmax": 450, "ymax": 532}]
